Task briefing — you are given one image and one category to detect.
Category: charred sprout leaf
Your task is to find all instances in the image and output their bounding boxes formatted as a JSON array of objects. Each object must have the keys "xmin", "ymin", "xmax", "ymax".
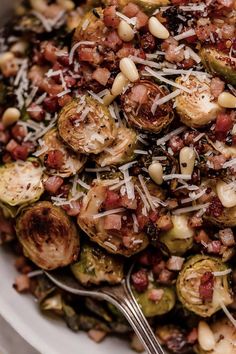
[
  {"xmin": 78, "ymin": 314, "xmax": 110, "ymax": 332},
  {"xmin": 62, "ymin": 303, "xmax": 79, "ymax": 332},
  {"xmin": 39, "ymin": 128, "xmax": 87, "ymax": 177},
  {"xmin": 175, "ymin": 75, "xmax": 221, "ymax": 128},
  {"xmin": 200, "ymin": 47, "xmax": 236, "ymax": 86},
  {"xmin": 133, "ymin": 285, "xmax": 176, "ymax": 317},
  {"xmin": 40, "ymin": 293, "xmax": 64, "ymax": 315},
  {"xmin": 16, "ymin": 201, "xmax": 80, "ymax": 270},
  {"xmin": 160, "ymin": 215, "xmax": 194, "ymax": 256},
  {"xmin": 0, "ymin": 160, "xmax": 44, "ymax": 207},
  {"xmin": 94, "ymin": 126, "xmax": 138, "ymax": 167},
  {"xmin": 58, "ymin": 97, "xmax": 117, "ymax": 155},
  {"xmin": 121, "ymin": 80, "xmax": 174, "ymax": 133},
  {"xmin": 77, "ymin": 180, "xmax": 149, "ymax": 257},
  {"xmin": 73, "ymin": 8, "xmax": 105, "ymax": 43},
  {"xmin": 177, "ymin": 255, "xmax": 233, "ymax": 317},
  {"xmin": 85, "ymin": 298, "xmax": 113, "ymax": 322},
  {"xmin": 102, "ymin": 0, "xmax": 170, "ymax": 13},
  {"xmin": 71, "ymin": 243, "xmax": 123, "ymax": 286},
  {"xmin": 196, "ymin": 317, "xmax": 236, "ymax": 354}
]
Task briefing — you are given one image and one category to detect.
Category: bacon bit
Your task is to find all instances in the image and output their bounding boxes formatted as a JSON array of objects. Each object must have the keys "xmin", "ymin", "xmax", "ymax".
[
  {"xmin": 140, "ymin": 33, "xmax": 156, "ymax": 52},
  {"xmin": 130, "ymin": 84, "xmax": 148, "ymax": 104},
  {"xmin": 136, "ymin": 11, "xmax": 148, "ymax": 29},
  {"xmin": 117, "ymin": 43, "xmax": 136, "ymax": 58},
  {"xmin": 149, "ymin": 211, "xmax": 159, "ymax": 222},
  {"xmin": 41, "ymin": 41, "xmax": 58, "ymax": 63},
  {"xmin": 88, "ymin": 329, "xmax": 107, "ymax": 343},
  {"xmin": 43, "ymin": 96, "xmax": 59, "ymax": 113},
  {"xmin": 64, "ymin": 76, "xmax": 76, "ymax": 88},
  {"xmin": 156, "ymin": 215, "xmax": 173, "ymax": 231},
  {"xmin": 92, "ymin": 67, "xmax": 111, "ymax": 86},
  {"xmin": 123, "ymin": 3, "xmax": 139, "ymax": 17},
  {"xmin": 131, "ymin": 269, "xmax": 149, "ymax": 292},
  {"xmin": 152, "ymin": 260, "xmax": 166, "ymax": 277},
  {"xmin": 28, "ymin": 104, "xmax": 45, "ymax": 122},
  {"xmin": 168, "ymin": 136, "xmax": 184, "ymax": 153},
  {"xmin": 207, "ymin": 196, "xmax": 224, "ymax": 218},
  {"xmin": 188, "ymin": 215, "xmax": 203, "ymax": 228},
  {"xmin": 199, "ymin": 272, "xmax": 214, "ymax": 302},
  {"xmin": 10, "ymin": 144, "xmax": 29, "ymax": 161},
  {"xmin": 105, "ymin": 30, "xmax": 123, "ymax": 50},
  {"xmin": 210, "ymin": 77, "xmax": 225, "ymax": 98},
  {"xmin": 158, "ymin": 269, "xmax": 173, "ymax": 284},
  {"xmin": 78, "ymin": 47, "xmax": 103, "ymax": 65},
  {"xmin": 208, "ymin": 154, "xmax": 226, "ymax": 170},
  {"xmin": 103, "ymin": 6, "xmax": 120, "ymax": 28},
  {"xmin": 44, "ymin": 150, "xmax": 64, "ymax": 170},
  {"xmin": 196, "ymin": 24, "xmax": 217, "ymax": 42},
  {"xmin": 137, "ymin": 214, "xmax": 149, "ymax": 230},
  {"xmin": 215, "ymin": 113, "xmax": 233, "ymax": 136},
  {"xmin": 13, "ymin": 274, "xmax": 30, "ymax": 293},
  {"xmin": 58, "ymin": 94, "xmax": 72, "ymax": 107},
  {"xmin": 166, "ymin": 256, "xmax": 184, "ymax": 271},
  {"xmin": 195, "ymin": 229, "xmax": 210, "ymax": 244},
  {"xmin": 103, "ymin": 190, "xmax": 121, "ymax": 210},
  {"xmin": 219, "ymin": 228, "xmax": 235, "ymax": 246},
  {"xmin": 207, "ymin": 240, "xmax": 222, "ymax": 254},
  {"xmin": 187, "ymin": 328, "xmax": 198, "ymax": 344},
  {"xmin": 6, "ymin": 139, "xmax": 18, "ymax": 152},
  {"xmin": 121, "ymin": 195, "xmax": 137, "ymax": 209},
  {"xmin": 148, "ymin": 288, "xmax": 164, "ymax": 302},
  {"xmin": 44, "ymin": 176, "xmax": 64, "ymax": 194},
  {"xmin": 104, "ymin": 214, "xmax": 122, "ymax": 230},
  {"xmin": 62, "ymin": 201, "xmax": 81, "ymax": 216}
]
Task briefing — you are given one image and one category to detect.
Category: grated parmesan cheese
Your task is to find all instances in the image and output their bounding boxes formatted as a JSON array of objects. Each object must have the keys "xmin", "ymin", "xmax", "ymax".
[
  {"xmin": 173, "ymin": 29, "xmax": 196, "ymax": 41},
  {"xmin": 93, "ymin": 208, "xmax": 126, "ymax": 219},
  {"xmin": 138, "ymin": 175, "xmax": 155, "ymax": 211},
  {"xmin": 156, "ymin": 126, "xmax": 186, "ymax": 146},
  {"xmin": 213, "ymin": 269, "xmax": 232, "ymax": 277},
  {"xmin": 173, "ymin": 203, "xmax": 210, "ymax": 215},
  {"xmin": 163, "ymin": 174, "xmax": 191, "ymax": 181},
  {"xmin": 69, "ymin": 41, "xmax": 95, "ymax": 65}
]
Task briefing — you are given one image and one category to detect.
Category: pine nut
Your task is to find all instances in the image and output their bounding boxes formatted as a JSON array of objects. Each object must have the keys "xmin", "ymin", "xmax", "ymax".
[
  {"xmin": 198, "ymin": 321, "xmax": 216, "ymax": 351},
  {"xmin": 148, "ymin": 162, "xmax": 163, "ymax": 185},
  {"xmin": 29, "ymin": 0, "xmax": 47, "ymax": 12},
  {"xmin": 2, "ymin": 108, "xmax": 21, "ymax": 127},
  {"xmin": 119, "ymin": 58, "xmax": 139, "ymax": 82},
  {"xmin": 11, "ymin": 41, "xmax": 28, "ymax": 55},
  {"xmin": 218, "ymin": 91, "xmax": 236, "ymax": 108},
  {"xmin": 103, "ymin": 92, "xmax": 116, "ymax": 106},
  {"xmin": 111, "ymin": 72, "xmax": 129, "ymax": 96},
  {"xmin": 148, "ymin": 17, "xmax": 170, "ymax": 40},
  {"xmin": 179, "ymin": 147, "xmax": 196, "ymax": 175},
  {"xmin": 0, "ymin": 52, "xmax": 14, "ymax": 67},
  {"xmin": 118, "ymin": 20, "xmax": 135, "ymax": 42},
  {"xmin": 216, "ymin": 180, "xmax": 236, "ymax": 208}
]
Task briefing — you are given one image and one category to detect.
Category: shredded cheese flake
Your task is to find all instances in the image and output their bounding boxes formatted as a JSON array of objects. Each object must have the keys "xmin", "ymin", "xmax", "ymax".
[
  {"xmin": 93, "ymin": 208, "xmax": 126, "ymax": 219},
  {"xmin": 173, "ymin": 203, "xmax": 210, "ymax": 215}
]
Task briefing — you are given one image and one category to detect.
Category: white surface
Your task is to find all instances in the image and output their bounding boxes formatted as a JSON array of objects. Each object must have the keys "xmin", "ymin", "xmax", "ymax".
[{"xmin": 0, "ymin": 247, "xmax": 133, "ymax": 354}]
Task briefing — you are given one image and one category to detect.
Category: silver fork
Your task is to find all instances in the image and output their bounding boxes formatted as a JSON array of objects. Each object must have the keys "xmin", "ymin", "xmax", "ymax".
[{"xmin": 44, "ymin": 265, "xmax": 165, "ymax": 354}]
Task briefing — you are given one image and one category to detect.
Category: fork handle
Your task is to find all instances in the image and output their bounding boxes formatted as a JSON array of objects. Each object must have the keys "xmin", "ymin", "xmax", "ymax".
[{"xmin": 101, "ymin": 286, "xmax": 164, "ymax": 354}]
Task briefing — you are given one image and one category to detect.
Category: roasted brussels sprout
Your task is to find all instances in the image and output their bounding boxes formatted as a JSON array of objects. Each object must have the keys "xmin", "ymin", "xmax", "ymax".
[
  {"xmin": 102, "ymin": 0, "xmax": 170, "ymax": 13},
  {"xmin": 134, "ymin": 284, "xmax": 175, "ymax": 317},
  {"xmin": 94, "ymin": 126, "xmax": 138, "ymax": 167},
  {"xmin": 58, "ymin": 97, "xmax": 117, "ymax": 155},
  {"xmin": 196, "ymin": 317, "xmax": 236, "ymax": 354},
  {"xmin": 16, "ymin": 201, "xmax": 80, "ymax": 270},
  {"xmin": 77, "ymin": 179, "xmax": 149, "ymax": 256},
  {"xmin": 0, "ymin": 160, "xmax": 44, "ymax": 207},
  {"xmin": 206, "ymin": 206, "xmax": 236, "ymax": 228},
  {"xmin": 38, "ymin": 128, "xmax": 86, "ymax": 177},
  {"xmin": 200, "ymin": 47, "xmax": 236, "ymax": 86},
  {"xmin": 160, "ymin": 215, "xmax": 194, "ymax": 255},
  {"xmin": 177, "ymin": 255, "xmax": 233, "ymax": 317},
  {"xmin": 73, "ymin": 8, "xmax": 105, "ymax": 43},
  {"xmin": 120, "ymin": 80, "xmax": 174, "ymax": 133},
  {"xmin": 71, "ymin": 243, "xmax": 123, "ymax": 286},
  {"xmin": 175, "ymin": 75, "xmax": 221, "ymax": 128}
]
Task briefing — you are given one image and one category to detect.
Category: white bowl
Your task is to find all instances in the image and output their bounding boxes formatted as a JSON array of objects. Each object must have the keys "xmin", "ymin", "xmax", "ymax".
[{"xmin": 0, "ymin": 247, "xmax": 134, "ymax": 354}]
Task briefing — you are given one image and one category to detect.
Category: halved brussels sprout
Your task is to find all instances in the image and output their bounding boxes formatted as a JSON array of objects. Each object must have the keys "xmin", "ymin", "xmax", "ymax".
[
  {"xmin": 71, "ymin": 243, "xmax": 123, "ymax": 286},
  {"xmin": 177, "ymin": 255, "xmax": 233, "ymax": 317},
  {"xmin": 160, "ymin": 215, "xmax": 194, "ymax": 255},
  {"xmin": 102, "ymin": 0, "xmax": 170, "ymax": 13},
  {"xmin": 58, "ymin": 97, "xmax": 117, "ymax": 155},
  {"xmin": 77, "ymin": 179, "xmax": 149, "ymax": 256},
  {"xmin": 200, "ymin": 47, "xmax": 236, "ymax": 86},
  {"xmin": 38, "ymin": 128, "xmax": 86, "ymax": 177},
  {"xmin": 133, "ymin": 284, "xmax": 175, "ymax": 317},
  {"xmin": 94, "ymin": 126, "xmax": 138, "ymax": 167},
  {"xmin": 0, "ymin": 160, "xmax": 44, "ymax": 207},
  {"xmin": 196, "ymin": 317, "xmax": 236, "ymax": 354},
  {"xmin": 206, "ymin": 206, "xmax": 236, "ymax": 228},
  {"xmin": 120, "ymin": 80, "xmax": 174, "ymax": 133},
  {"xmin": 16, "ymin": 201, "xmax": 80, "ymax": 270},
  {"xmin": 175, "ymin": 75, "xmax": 221, "ymax": 128},
  {"xmin": 73, "ymin": 8, "xmax": 105, "ymax": 43}
]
